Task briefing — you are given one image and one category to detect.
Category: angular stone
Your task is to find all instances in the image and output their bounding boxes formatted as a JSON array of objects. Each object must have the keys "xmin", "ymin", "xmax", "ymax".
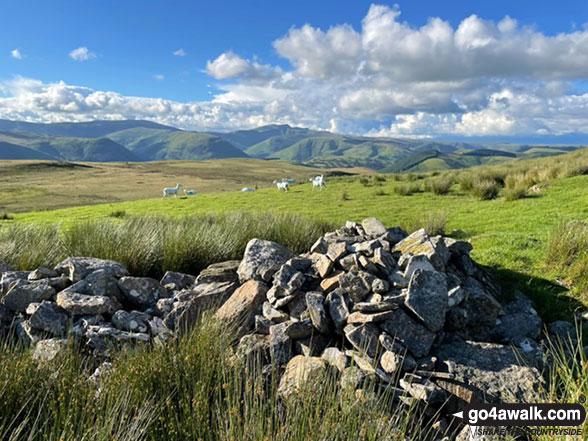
[
  {"xmin": 54, "ymin": 257, "xmax": 128, "ymax": 282},
  {"xmin": 443, "ymin": 238, "xmax": 473, "ymax": 256},
  {"xmin": 28, "ymin": 267, "xmax": 58, "ymax": 281},
  {"xmin": 344, "ymin": 323, "xmax": 379, "ymax": 358},
  {"xmin": 176, "ymin": 281, "xmax": 238, "ymax": 313},
  {"xmin": 56, "ymin": 292, "xmax": 119, "ymax": 316},
  {"xmin": 350, "ymin": 240, "xmax": 382, "ymax": 254},
  {"xmin": 2, "ymin": 280, "xmax": 55, "ymax": 312},
  {"xmin": 371, "ymin": 248, "xmax": 396, "ymax": 274},
  {"xmin": 346, "ymin": 349, "xmax": 375, "ymax": 373},
  {"xmin": 262, "ymin": 301, "xmax": 289, "ymax": 323},
  {"xmin": 320, "ymin": 271, "xmax": 341, "ymax": 293},
  {"xmin": 326, "ymin": 289, "xmax": 349, "ymax": 330},
  {"xmin": 254, "ymin": 315, "xmax": 272, "ymax": 335},
  {"xmin": 393, "ymin": 229, "xmax": 449, "ymax": 271},
  {"xmin": 112, "ymin": 310, "xmax": 151, "ymax": 333},
  {"xmin": 278, "ymin": 356, "xmax": 328, "ymax": 399},
  {"xmin": 447, "ymin": 285, "xmax": 467, "ymax": 308},
  {"xmin": 405, "ymin": 269, "xmax": 447, "ymax": 332},
  {"xmin": 33, "ymin": 338, "xmax": 67, "ymax": 362},
  {"xmin": 213, "ymin": 280, "xmax": 268, "ymax": 339},
  {"xmin": 162, "ymin": 301, "xmax": 198, "ymax": 333},
  {"xmin": 155, "ymin": 298, "xmax": 175, "ymax": 317},
  {"xmin": 310, "ymin": 236, "xmax": 328, "ymax": 254},
  {"xmin": 28, "ymin": 300, "xmax": 68, "ymax": 336},
  {"xmin": 371, "ymin": 277, "xmax": 389, "ymax": 293},
  {"xmin": 434, "ymin": 341, "xmax": 543, "ymax": 403},
  {"xmin": 338, "ymin": 253, "xmax": 359, "ymax": 272},
  {"xmin": 326, "ymin": 242, "xmax": 348, "ymax": 262},
  {"xmin": 294, "ymin": 334, "xmax": 332, "ymax": 357},
  {"xmin": 269, "ymin": 322, "xmax": 292, "ymax": 364},
  {"xmin": 400, "ymin": 374, "xmax": 447, "ymax": 405},
  {"xmin": 195, "ymin": 260, "xmax": 239, "ymax": 284},
  {"xmin": 237, "ymin": 239, "xmax": 293, "ymax": 283},
  {"xmin": 347, "ymin": 310, "xmax": 396, "ymax": 324},
  {"xmin": 361, "ymin": 217, "xmax": 387, "ymax": 237},
  {"xmin": 235, "ymin": 334, "xmax": 270, "ymax": 362},
  {"xmin": 286, "ymin": 256, "xmax": 313, "ymax": 272},
  {"xmin": 314, "ymin": 255, "xmax": 334, "ymax": 278},
  {"xmin": 340, "ymin": 366, "xmax": 368, "ymax": 389},
  {"xmin": 67, "ymin": 269, "xmax": 121, "ymax": 298},
  {"xmin": 353, "ymin": 299, "xmax": 400, "ymax": 313},
  {"xmin": 0, "ymin": 271, "xmax": 30, "ymax": 295},
  {"xmin": 322, "ymin": 347, "xmax": 349, "ymax": 372},
  {"xmin": 160, "ymin": 271, "xmax": 196, "ymax": 290},
  {"xmin": 402, "ymin": 254, "xmax": 435, "ymax": 279},
  {"xmin": 358, "ymin": 255, "xmax": 379, "ymax": 274},
  {"xmin": 462, "ymin": 277, "xmax": 502, "ymax": 330},
  {"xmin": 338, "ymin": 271, "xmax": 371, "ymax": 303},
  {"xmin": 379, "ymin": 309, "xmax": 436, "ymax": 358},
  {"xmin": 117, "ymin": 277, "xmax": 166, "ymax": 308},
  {"xmin": 305, "ymin": 291, "xmax": 329, "ymax": 333}
]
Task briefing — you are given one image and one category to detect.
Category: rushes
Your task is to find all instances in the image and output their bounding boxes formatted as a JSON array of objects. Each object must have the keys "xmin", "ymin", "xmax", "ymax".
[{"xmin": 0, "ymin": 212, "xmax": 334, "ymax": 278}]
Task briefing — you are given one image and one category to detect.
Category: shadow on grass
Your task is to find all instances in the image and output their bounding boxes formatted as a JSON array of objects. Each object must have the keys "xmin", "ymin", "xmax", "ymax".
[{"xmin": 484, "ymin": 265, "xmax": 585, "ymax": 323}]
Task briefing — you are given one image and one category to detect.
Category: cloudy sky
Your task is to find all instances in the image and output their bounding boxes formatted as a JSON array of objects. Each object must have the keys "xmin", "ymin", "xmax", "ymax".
[{"xmin": 2, "ymin": 0, "xmax": 588, "ymax": 139}]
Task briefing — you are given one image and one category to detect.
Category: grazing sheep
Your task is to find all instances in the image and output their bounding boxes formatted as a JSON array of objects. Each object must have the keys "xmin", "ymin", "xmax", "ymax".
[
  {"xmin": 310, "ymin": 175, "xmax": 326, "ymax": 190},
  {"xmin": 241, "ymin": 187, "xmax": 255, "ymax": 192},
  {"xmin": 163, "ymin": 183, "xmax": 182, "ymax": 198},
  {"xmin": 273, "ymin": 179, "xmax": 289, "ymax": 191},
  {"xmin": 184, "ymin": 189, "xmax": 196, "ymax": 196}
]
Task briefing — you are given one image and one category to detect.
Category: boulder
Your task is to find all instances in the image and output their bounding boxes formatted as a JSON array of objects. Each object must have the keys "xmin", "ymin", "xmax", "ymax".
[
  {"xmin": 344, "ymin": 323, "xmax": 379, "ymax": 358},
  {"xmin": 112, "ymin": 310, "xmax": 151, "ymax": 333},
  {"xmin": 27, "ymin": 301, "xmax": 68, "ymax": 336},
  {"xmin": 404, "ymin": 269, "xmax": 448, "ymax": 332},
  {"xmin": 213, "ymin": 280, "xmax": 268, "ymax": 339},
  {"xmin": 117, "ymin": 277, "xmax": 166, "ymax": 308},
  {"xmin": 2, "ymin": 280, "xmax": 55, "ymax": 312},
  {"xmin": 362, "ymin": 217, "xmax": 387, "ymax": 237},
  {"xmin": 195, "ymin": 260, "xmax": 239, "ymax": 284},
  {"xmin": 28, "ymin": 267, "xmax": 58, "ymax": 281},
  {"xmin": 54, "ymin": 257, "xmax": 128, "ymax": 282},
  {"xmin": 278, "ymin": 356, "xmax": 328, "ymax": 399},
  {"xmin": 379, "ymin": 309, "xmax": 436, "ymax": 358},
  {"xmin": 32, "ymin": 338, "xmax": 67, "ymax": 362},
  {"xmin": 237, "ymin": 239, "xmax": 293, "ymax": 283},
  {"xmin": 56, "ymin": 292, "xmax": 119, "ymax": 316},
  {"xmin": 0, "ymin": 271, "xmax": 31, "ymax": 295},
  {"xmin": 393, "ymin": 229, "xmax": 449, "ymax": 272},
  {"xmin": 160, "ymin": 271, "xmax": 196, "ymax": 291}
]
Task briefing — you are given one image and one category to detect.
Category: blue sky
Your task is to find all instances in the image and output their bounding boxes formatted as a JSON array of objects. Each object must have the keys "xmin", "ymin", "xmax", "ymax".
[{"xmin": 2, "ymin": 1, "xmax": 588, "ymax": 137}]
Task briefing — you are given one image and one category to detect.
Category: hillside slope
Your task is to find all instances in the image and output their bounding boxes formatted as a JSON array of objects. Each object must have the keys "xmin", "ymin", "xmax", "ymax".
[
  {"xmin": 106, "ymin": 128, "xmax": 248, "ymax": 160},
  {"xmin": 0, "ymin": 141, "xmax": 56, "ymax": 160}
]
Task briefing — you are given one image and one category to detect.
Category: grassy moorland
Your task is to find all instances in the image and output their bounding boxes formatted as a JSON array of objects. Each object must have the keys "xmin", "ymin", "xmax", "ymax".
[
  {"xmin": 0, "ymin": 158, "xmax": 369, "ymax": 213},
  {"xmin": 1, "ymin": 149, "xmax": 588, "ymax": 441}
]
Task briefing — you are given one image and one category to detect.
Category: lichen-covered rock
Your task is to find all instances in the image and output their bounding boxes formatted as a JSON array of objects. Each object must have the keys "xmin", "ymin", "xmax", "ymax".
[
  {"xmin": 278, "ymin": 355, "xmax": 328, "ymax": 399},
  {"xmin": 2, "ymin": 280, "xmax": 55, "ymax": 312},
  {"xmin": 56, "ymin": 292, "xmax": 120, "ymax": 316},
  {"xmin": 195, "ymin": 260, "xmax": 240, "ymax": 284},
  {"xmin": 55, "ymin": 257, "xmax": 128, "ymax": 282},
  {"xmin": 237, "ymin": 239, "xmax": 293, "ymax": 283},
  {"xmin": 404, "ymin": 269, "xmax": 448, "ymax": 332},
  {"xmin": 117, "ymin": 277, "xmax": 166, "ymax": 308},
  {"xmin": 379, "ymin": 309, "xmax": 436, "ymax": 358},
  {"xmin": 33, "ymin": 338, "xmax": 67, "ymax": 362},
  {"xmin": 393, "ymin": 229, "xmax": 449, "ymax": 272},
  {"xmin": 28, "ymin": 267, "xmax": 58, "ymax": 281},
  {"xmin": 213, "ymin": 280, "xmax": 268, "ymax": 339},
  {"xmin": 361, "ymin": 217, "xmax": 387, "ymax": 237},
  {"xmin": 27, "ymin": 300, "xmax": 68, "ymax": 336},
  {"xmin": 160, "ymin": 271, "xmax": 196, "ymax": 291}
]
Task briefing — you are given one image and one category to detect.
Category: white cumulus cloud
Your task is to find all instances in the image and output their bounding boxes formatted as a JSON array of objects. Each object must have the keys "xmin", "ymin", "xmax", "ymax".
[
  {"xmin": 10, "ymin": 49, "xmax": 22, "ymax": 59},
  {"xmin": 173, "ymin": 48, "xmax": 186, "ymax": 56},
  {"xmin": 69, "ymin": 46, "xmax": 96, "ymax": 61}
]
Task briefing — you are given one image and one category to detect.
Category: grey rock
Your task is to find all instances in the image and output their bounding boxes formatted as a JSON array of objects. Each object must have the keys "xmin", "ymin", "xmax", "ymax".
[
  {"xmin": 380, "ymin": 226, "xmax": 408, "ymax": 245},
  {"xmin": 155, "ymin": 298, "xmax": 175, "ymax": 316},
  {"xmin": 371, "ymin": 248, "xmax": 396, "ymax": 274},
  {"xmin": 347, "ymin": 310, "xmax": 396, "ymax": 324},
  {"xmin": 338, "ymin": 271, "xmax": 371, "ymax": 303},
  {"xmin": 345, "ymin": 349, "xmax": 375, "ymax": 373},
  {"xmin": 447, "ymin": 285, "xmax": 467, "ymax": 308},
  {"xmin": 160, "ymin": 271, "xmax": 196, "ymax": 290},
  {"xmin": 400, "ymin": 374, "xmax": 447, "ymax": 405},
  {"xmin": 314, "ymin": 255, "xmax": 334, "ymax": 278},
  {"xmin": 547, "ymin": 320, "xmax": 578, "ymax": 344},
  {"xmin": 338, "ymin": 254, "xmax": 359, "ymax": 272},
  {"xmin": 286, "ymin": 256, "xmax": 313, "ymax": 272},
  {"xmin": 443, "ymin": 238, "xmax": 473, "ymax": 256},
  {"xmin": 294, "ymin": 334, "xmax": 332, "ymax": 357},
  {"xmin": 1, "ymin": 271, "xmax": 31, "ymax": 295},
  {"xmin": 326, "ymin": 289, "xmax": 350, "ymax": 330},
  {"xmin": 380, "ymin": 350, "xmax": 404, "ymax": 374},
  {"xmin": 28, "ymin": 267, "xmax": 58, "ymax": 281},
  {"xmin": 305, "ymin": 291, "xmax": 329, "ymax": 333},
  {"xmin": 33, "ymin": 338, "xmax": 67, "ymax": 362},
  {"xmin": 117, "ymin": 277, "xmax": 166, "ymax": 308},
  {"xmin": 262, "ymin": 301, "xmax": 289, "ymax": 323},
  {"xmin": 54, "ymin": 257, "xmax": 128, "ymax": 282},
  {"xmin": 56, "ymin": 292, "xmax": 119, "ymax": 316},
  {"xmin": 28, "ymin": 300, "xmax": 68, "ymax": 336},
  {"xmin": 322, "ymin": 347, "xmax": 349, "ymax": 372},
  {"xmin": 340, "ymin": 366, "xmax": 368, "ymax": 389},
  {"xmin": 195, "ymin": 260, "xmax": 239, "ymax": 284},
  {"xmin": 176, "ymin": 281, "xmax": 238, "ymax": 312},
  {"xmin": 402, "ymin": 254, "xmax": 435, "ymax": 279},
  {"xmin": 0, "ymin": 261, "xmax": 14, "ymax": 273},
  {"xmin": 278, "ymin": 356, "xmax": 328, "ymax": 399},
  {"xmin": 2, "ymin": 280, "xmax": 55, "ymax": 312},
  {"xmin": 112, "ymin": 310, "xmax": 151, "ymax": 333},
  {"xmin": 379, "ymin": 309, "xmax": 436, "ymax": 358},
  {"xmin": 404, "ymin": 269, "xmax": 447, "ymax": 332},
  {"xmin": 350, "ymin": 239, "xmax": 382, "ymax": 254},
  {"xmin": 269, "ymin": 322, "xmax": 292, "ymax": 364},
  {"xmin": 310, "ymin": 236, "xmax": 329, "ymax": 254},
  {"xmin": 254, "ymin": 315, "xmax": 272, "ymax": 335},
  {"xmin": 344, "ymin": 323, "xmax": 379, "ymax": 357},
  {"xmin": 237, "ymin": 239, "xmax": 293, "ymax": 283},
  {"xmin": 434, "ymin": 341, "xmax": 543, "ymax": 403},
  {"xmin": 393, "ymin": 229, "xmax": 449, "ymax": 271},
  {"xmin": 361, "ymin": 217, "xmax": 387, "ymax": 237},
  {"xmin": 462, "ymin": 277, "xmax": 502, "ymax": 334},
  {"xmin": 163, "ymin": 301, "xmax": 198, "ymax": 333},
  {"xmin": 326, "ymin": 242, "xmax": 348, "ymax": 262}
]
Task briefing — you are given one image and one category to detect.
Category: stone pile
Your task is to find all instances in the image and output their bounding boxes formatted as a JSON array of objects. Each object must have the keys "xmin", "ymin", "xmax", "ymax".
[
  {"xmin": 0, "ymin": 217, "xmax": 578, "ymax": 438},
  {"xmin": 0, "ymin": 256, "xmax": 241, "ymax": 359}
]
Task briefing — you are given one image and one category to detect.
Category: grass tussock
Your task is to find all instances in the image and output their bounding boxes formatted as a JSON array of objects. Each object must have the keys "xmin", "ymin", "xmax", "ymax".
[
  {"xmin": 423, "ymin": 176, "xmax": 453, "ymax": 195},
  {"xmin": 393, "ymin": 182, "xmax": 421, "ymax": 196},
  {"xmin": 502, "ymin": 187, "xmax": 527, "ymax": 201},
  {"xmin": 469, "ymin": 178, "xmax": 500, "ymax": 200},
  {"xmin": 0, "ymin": 212, "xmax": 334, "ymax": 277},
  {"xmin": 547, "ymin": 221, "xmax": 588, "ymax": 293},
  {"xmin": 403, "ymin": 211, "xmax": 447, "ymax": 236}
]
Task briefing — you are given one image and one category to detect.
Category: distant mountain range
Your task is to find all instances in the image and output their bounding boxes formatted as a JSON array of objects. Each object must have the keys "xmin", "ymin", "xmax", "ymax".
[{"xmin": 0, "ymin": 119, "xmax": 582, "ymax": 171}]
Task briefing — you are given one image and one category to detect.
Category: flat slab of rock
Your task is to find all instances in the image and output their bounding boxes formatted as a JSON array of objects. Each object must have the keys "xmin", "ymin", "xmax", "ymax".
[
  {"xmin": 405, "ymin": 269, "xmax": 447, "ymax": 332},
  {"xmin": 393, "ymin": 229, "xmax": 449, "ymax": 272},
  {"xmin": 237, "ymin": 239, "xmax": 293, "ymax": 283},
  {"xmin": 196, "ymin": 260, "xmax": 240, "ymax": 284},
  {"xmin": 379, "ymin": 309, "xmax": 436, "ymax": 358},
  {"xmin": 361, "ymin": 217, "xmax": 387, "ymax": 237},
  {"xmin": 56, "ymin": 292, "xmax": 119, "ymax": 316},
  {"xmin": 434, "ymin": 341, "xmax": 543, "ymax": 403},
  {"xmin": 2, "ymin": 280, "xmax": 55, "ymax": 312},
  {"xmin": 55, "ymin": 257, "xmax": 128, "ymax": 282},
  {"xmin": 213, "ymin": 280, "xmax": 268, "ymax": 339}
]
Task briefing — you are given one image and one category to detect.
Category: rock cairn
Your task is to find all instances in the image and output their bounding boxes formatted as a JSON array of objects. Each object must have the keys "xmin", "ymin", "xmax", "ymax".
[{"xmin": 0, "ymin": 217, "xmax": 578, "ymax": 438}]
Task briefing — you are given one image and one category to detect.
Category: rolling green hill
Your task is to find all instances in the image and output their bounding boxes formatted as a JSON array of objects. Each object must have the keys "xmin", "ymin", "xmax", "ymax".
[
  {"xmin": 106, "ymin": 128, "xmax": 248, "ymax": 160},
  {"xmin": 0, "ymin": 141, "xmax": 56, "ymax": 160}
]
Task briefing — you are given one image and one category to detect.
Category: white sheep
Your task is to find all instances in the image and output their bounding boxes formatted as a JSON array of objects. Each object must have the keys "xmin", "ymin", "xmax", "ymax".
[
  {"xmin": 241, "ymin": 187, "xmax": 255, "ymax": 192},
  {"xmin": 310, "ymin": 175, "xmax": 326, "ymax": 190},
  {"xmin": 273, "ymin": 179, "xmax": 289, "ymax": 191},
  {"xmin": 162, "ymin": 183, "xmax": 182, "ymax": 198},
  {"xmin": 184, "ymin": 189, "xmax": 196, "ymax": 196}
]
